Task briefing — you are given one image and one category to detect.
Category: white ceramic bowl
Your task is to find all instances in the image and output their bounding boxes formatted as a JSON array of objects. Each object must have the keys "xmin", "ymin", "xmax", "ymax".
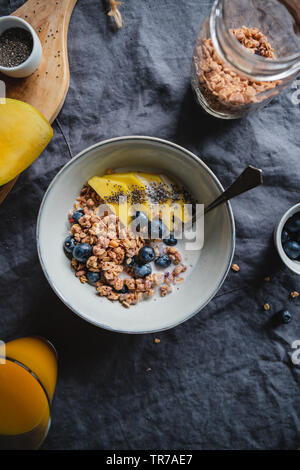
[
  {"xmin": 274, "ymin": 202, "xmax": 300, "ymax": 275},
  {"xmin": 0, "ymin": 16, "xmax": 42, "ymax": 78},
  {"xmin": 37, "ymin": 136, "xmax": 235, "ymax": 333}
]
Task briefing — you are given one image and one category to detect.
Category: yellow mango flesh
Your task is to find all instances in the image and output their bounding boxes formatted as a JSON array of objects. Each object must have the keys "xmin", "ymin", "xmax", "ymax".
[
  {"xmin": 99, "ymin": 173, "xmax": 152, "ymax": 222},
  {"xmin": 138, "ymin": 173, "xmax": 190, "ymax": 224},
  {"xmin": 88, "ymin": 176, "xmax": 131, "ymax": 225},
  {"xmin": 104, "ymin": 172, "xmax": 144, "ymax": 187},
  {"xmin": 88, "ymin": 175, "xmax": 129, "ymax": 200},
  {"xmin": 140, "ymin": 174, "xmax": 190, "ymax": 226},
  {"xmin": 88, "ymin": 172, "xmax": 190, "ymax": 229},
  {"xmin": 0, "ymin": 99, "xmax": 53, "ymax": 186}
]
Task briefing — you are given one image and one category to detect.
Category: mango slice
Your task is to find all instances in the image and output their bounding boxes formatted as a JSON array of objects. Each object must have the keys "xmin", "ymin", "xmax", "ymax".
[
  {"xmin": 139, "ymin": 173, "xmax": 190, "ymax": 226},
  {"xmin": 88, "ymin": 175, "xmax": 128, "ymax": 200},
  {"xmin": 88, "ymin": 175, "xmax": 130, "ymax": 225},
  {"xmin": 0, "ymin": 98, "xmax": 53, "ymax": 186},
  {"xmin": 104, "ymin": 172, "xmax": 145, "ymax": 188},
  {"xmin": 89, "ymin": 172, "xmax": 191, "ymax": 230},
  {"xmin": 105, "ymin": 173, "xmax": 155, "ymax": 219}
]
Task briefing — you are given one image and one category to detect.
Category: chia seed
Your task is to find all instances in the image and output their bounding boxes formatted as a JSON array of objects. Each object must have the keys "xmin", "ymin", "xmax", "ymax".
[
  {"xmin": 129, "ymin": 186, "xmax": 146, "ymax": 204},
  {"xmin": 0, "ymin": 28, "xmax": 33, "ymax": 68},
  {"xmin": 147, "ymin": 182, "xmax": 171, "ymax": 203},
  {"xmin": 170, "ymin": 184, "xmax": 182, "ymax": 202},
  {"xmin": 105, "ymin": 184, "xmax": 126, "ymax": 203},
  {"xmin": 98, "ymin": 178, "xmax": 196, "ymax": 210}
]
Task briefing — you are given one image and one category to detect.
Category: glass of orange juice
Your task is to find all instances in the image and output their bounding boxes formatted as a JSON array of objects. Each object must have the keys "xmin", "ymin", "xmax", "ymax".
[{"xmin": 0, "ymin": 336, "xmax": 57, "ymax": 450}]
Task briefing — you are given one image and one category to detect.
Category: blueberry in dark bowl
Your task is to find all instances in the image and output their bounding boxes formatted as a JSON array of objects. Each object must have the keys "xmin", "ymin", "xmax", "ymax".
[
  {"xmin": 114, "ymin": 285, "xmax": 129, "ymax": 294},
  {"xmin": 163, "ymin": 233, "xmax": 177, "ymax": 246},
  {"xmin": 283, "ymin": 240, "xmax": 300, "ymax": 260},
  {"xmin": 149, "ymin": 218, "xmax": 168, "ymax": 239},
  {"xmin": 86, "ymin": 271, "xmax": 100, "ymax": 284},
  {"xmin": 134, "ymin": 263, "xmax": 152, "ymax": 278},
  {"xmin": 71, "ymin": 209, "xmax": 84, "ymax": 223},
  {"xmin": 138, "ymin": 246, "xmax": 155, "ymax": 264},
  {"xmin": 73, "ymin": 243, "xmax": 93, "ymax": 263},
  {"xmin": 281, "ymin": 309, "xmax": 292, "ymax": 324},
  {"xmin": 64, "ymin": 236, "xmax": 76, "ymax": 255},
  {"xmin": 281, "ymin": 230, "xmax": 290, "ymax": 243},
  {"xmin": 155, "ymin": 254, "xmax": 171, "ymax": 268},
  {"xmin": 285, "ymin": 213, "xmax": 300, "ymax": 233}
]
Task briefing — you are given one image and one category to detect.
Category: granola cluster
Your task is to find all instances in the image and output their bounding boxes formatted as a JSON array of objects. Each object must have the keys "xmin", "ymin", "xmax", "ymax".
[
  {"xmin": 68, "ymin": 184, "xmax": 187, "ymax": 308},
  {"xmin": 194, "ymin": 26, "xmax": 280, "ymax": 112}
]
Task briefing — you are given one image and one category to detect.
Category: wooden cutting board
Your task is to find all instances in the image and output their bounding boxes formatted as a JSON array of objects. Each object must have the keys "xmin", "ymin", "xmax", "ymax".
[{"xmin": 0, "ymin": 0, "xmax": 77, "ymax": 204}]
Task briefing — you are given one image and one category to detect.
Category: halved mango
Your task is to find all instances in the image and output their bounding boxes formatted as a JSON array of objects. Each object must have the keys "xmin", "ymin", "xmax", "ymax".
[{"xmin": 0, "ymin": 98, "xmax": 53, "ymax": 186}]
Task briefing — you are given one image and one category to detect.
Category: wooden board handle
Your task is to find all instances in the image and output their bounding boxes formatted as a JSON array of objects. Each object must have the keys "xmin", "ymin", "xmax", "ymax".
[
  {"xmin": 8, "ymin": 0, "xmax": 77, "ymax": 122},
  {"xmin": 0, "ymin": 0, "xmax": 77, "ymax": 205}
]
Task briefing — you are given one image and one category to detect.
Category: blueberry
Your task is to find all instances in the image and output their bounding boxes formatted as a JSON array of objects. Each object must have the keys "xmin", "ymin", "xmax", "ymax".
[
  {"xmin": 283, "ymin": 240, "xmax": 300, "ymax": 260},
  {"xmin": 73, "ymin": 243, "xmax": 93, "ymax": 263},
  {"xmin": 71, "ymin": 209, "xmax": 84, "ymax": 223},
  {"xmin": 114, "ymin": 285, "xmax": 129, "ymax": 294},
  {"xmin": 86, "ymin": 271, "xmax": 100, "ymax": 283},
  {"xmin": 285, "ymin": 213, "xmax": 300, "ymax": 233},
  {"xmin": 155, "ymin": 254, "xmax": 171, "ymax": 268},
  {"xmin": 163, "ymin": 233, "xmax": 177, "ymax": 246},
  {"xmin": 64, "ymin": 236, "xmax": 76, "ymax": 254},
  {"xmin": 149, "ymin": 219, "xmax": 168, "ymax": 239},
  {"xmin": 281, "ymin": 230, "xmax": 290, "ymax": 243},
  {"xmin": 132, "ymin": 210, "xmax": 148, "ymax": 222},
  {"xmin": 134, "ymin": 263, "xmax": 152, "ymax": 278},
  {"xmin": 281, "ymin": 310, "xmax": 292, "ymax": 324},
  {"xmin": 131, "ymin": 211, "xmax": 149, "ymax": 233},
  {"xmin": 138, "ymin": 246, "xmax": 155, "ymax": 264}
]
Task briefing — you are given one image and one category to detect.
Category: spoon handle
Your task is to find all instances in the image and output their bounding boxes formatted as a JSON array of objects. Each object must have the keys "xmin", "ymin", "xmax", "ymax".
[{"xmin": 204, "ymin": 165, "xmax": 263, "ymax": 215}]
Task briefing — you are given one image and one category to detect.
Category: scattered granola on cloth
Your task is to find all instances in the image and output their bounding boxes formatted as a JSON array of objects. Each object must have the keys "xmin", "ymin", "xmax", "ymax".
[{"xmin": 107, "ymin": 0, "xmax": 123, "ymax": 29}]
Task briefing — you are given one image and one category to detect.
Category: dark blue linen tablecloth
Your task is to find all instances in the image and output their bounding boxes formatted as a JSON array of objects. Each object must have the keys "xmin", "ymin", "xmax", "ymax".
[{"xmin": 0, "ymin": 0, "xmax": 300, "ymax": 450}]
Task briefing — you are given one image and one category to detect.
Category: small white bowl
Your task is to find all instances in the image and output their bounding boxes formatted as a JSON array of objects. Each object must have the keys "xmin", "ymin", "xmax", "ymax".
[
  {"xmin": 274, "ymin": 202, "xmax": 300, "ymax": 275},
  {"xmin": 37, "ymin": 136, "xmax": 235, "ymax": 334},
  {"xmin": 0, "ymin": 16, "xmax": 42, "ymax": 78}
]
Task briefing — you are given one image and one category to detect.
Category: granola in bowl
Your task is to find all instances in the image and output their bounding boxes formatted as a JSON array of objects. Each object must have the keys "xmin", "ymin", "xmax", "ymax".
[
  {"xmin": 37, "ymin": 136, "xmax": 235, "ymax": 333},
  {"xmin": 64, "ymin": 174, "xmax": 191, "ymax": 308}
]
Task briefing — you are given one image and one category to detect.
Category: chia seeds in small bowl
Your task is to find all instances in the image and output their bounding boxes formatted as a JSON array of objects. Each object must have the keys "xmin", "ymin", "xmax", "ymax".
[
  {"xmin": 0, "ymin": 27, "xmax": 33, "ymax": 68},
  {"xmin": 0, "ymin": 16, "xmax": 42, "ymax": 78}
]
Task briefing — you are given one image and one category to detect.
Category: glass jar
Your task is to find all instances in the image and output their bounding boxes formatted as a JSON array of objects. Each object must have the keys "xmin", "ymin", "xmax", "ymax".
[{"xmin": 191, "ymin": 0, "xmax": 300, "ymax": 119}]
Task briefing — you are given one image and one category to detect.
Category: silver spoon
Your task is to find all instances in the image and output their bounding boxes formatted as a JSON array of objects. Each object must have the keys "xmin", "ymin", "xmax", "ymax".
[{"xmin": 191, "ymin": 165, "xmax": 263, "ymax": 224}]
